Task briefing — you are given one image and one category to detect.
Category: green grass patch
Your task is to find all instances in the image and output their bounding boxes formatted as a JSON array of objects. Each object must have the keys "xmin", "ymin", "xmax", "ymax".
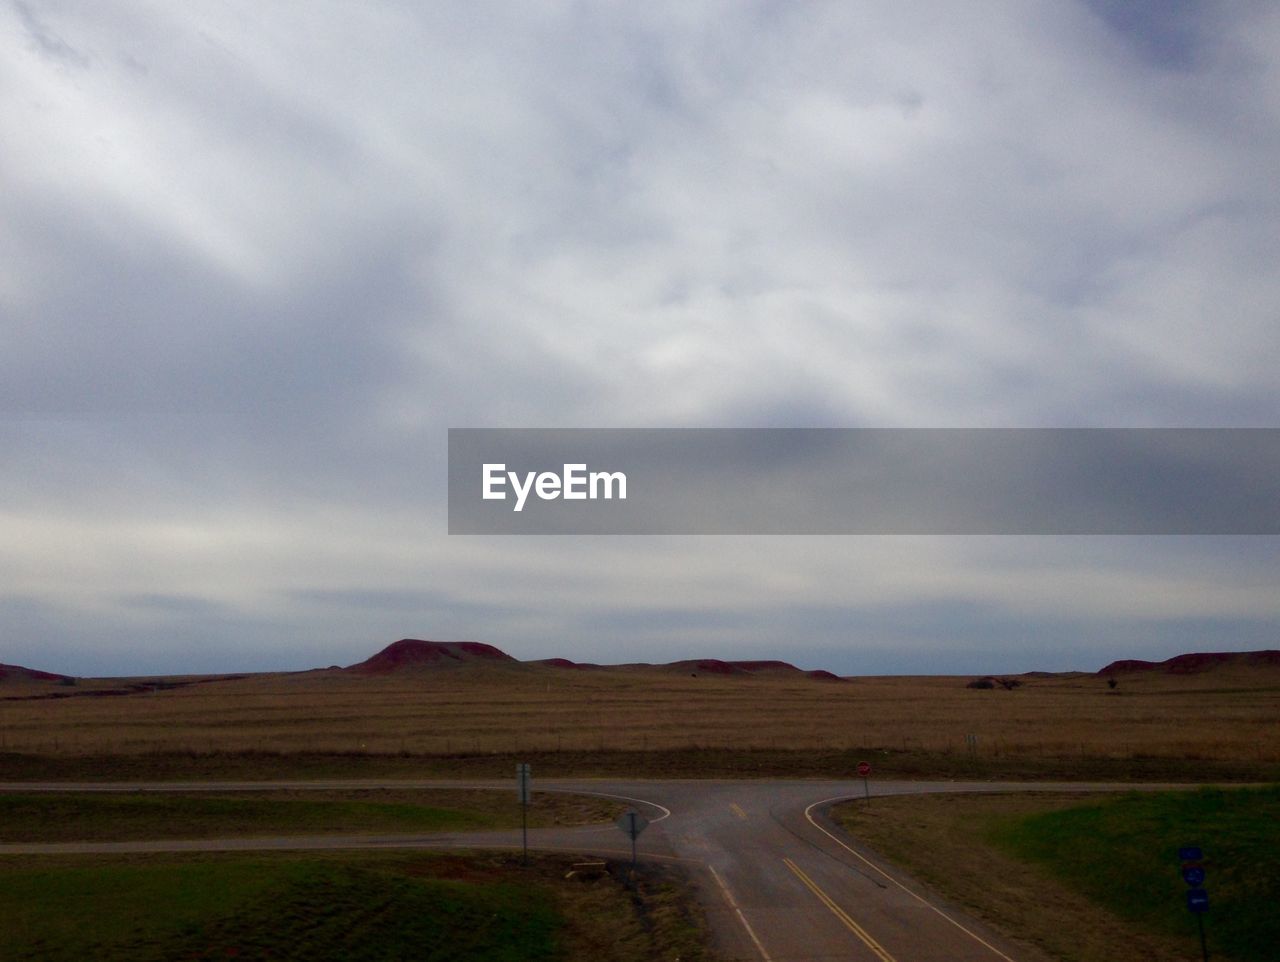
[
  {"xmin": 987, "ymin": 786, "xmax": 1280, "ymax": 962},
  {"xmin": 3, "ymin": 857, "xmax": 562, "ymax": 961},
  {"xmin": 0, "ymin": 788, "xmax": 622, "ymax": 843},
  {"xmin": 0, "ymin": 851, "xmax": 711, "ymax": 962},
  {"xmin": 0, "ymin": 792, "xmax": 505, "ymax": 843}
]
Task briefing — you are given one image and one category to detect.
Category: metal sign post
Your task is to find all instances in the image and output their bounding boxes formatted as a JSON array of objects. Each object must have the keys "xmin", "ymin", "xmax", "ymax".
[
  {"xmin": 516, "ymin": 763, "xmax": 531, "ymax": 865},
  {"xmin": 856, "ymin": 760, "xmax": 872, "ymax": 804},
  {"xmin": 1178, "ymin": 845, "xmax": 1209, "ymax": 962},
  {"xmin": 615, "ymin": 809, "xmax": 650, "ymax": 874}
]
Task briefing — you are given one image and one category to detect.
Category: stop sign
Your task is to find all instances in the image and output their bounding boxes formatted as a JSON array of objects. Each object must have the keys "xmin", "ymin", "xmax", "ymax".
[{"xmin": 856, "ymin": 761, "xmax": 872, "ymax": 777}]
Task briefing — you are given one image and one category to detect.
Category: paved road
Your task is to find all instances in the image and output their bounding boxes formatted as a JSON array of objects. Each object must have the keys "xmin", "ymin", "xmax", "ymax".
[{"xmin": 0, "ymin": 778, "xmax": 1170, "ymax": 961}]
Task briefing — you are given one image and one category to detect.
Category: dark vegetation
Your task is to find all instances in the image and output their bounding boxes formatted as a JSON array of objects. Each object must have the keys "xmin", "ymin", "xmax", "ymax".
[
  {"xmin": 0, "ymin": 788, "xmax": 620, "ymax": 843},
  {"xmin": 966, "ymin": 676, "xmax": 1023, "ymax": 690},
  {"xmin": 0, "ymin": 851, "xmax": 710, "ymax": 962},
  {"xmin": 2, "ymin": 747, "xmax": 1277, "ymax": 784}
]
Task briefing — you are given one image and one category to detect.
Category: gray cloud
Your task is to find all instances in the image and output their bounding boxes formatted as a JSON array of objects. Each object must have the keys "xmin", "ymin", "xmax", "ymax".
[
  {"xmin": 1, "ymin": 1, "xmax": 1277, "ymax": 675},
  {"xmin": 12, "ymin": 0, "xmax": 90, "ymax": 69}
]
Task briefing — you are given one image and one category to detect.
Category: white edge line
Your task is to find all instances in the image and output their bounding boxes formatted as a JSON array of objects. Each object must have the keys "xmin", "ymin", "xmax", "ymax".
[
  {"xmin": 543, "ymin": 788, "xmax": 672, "ymax": 822},
  {"xmin": 708, "ymin": 865, "xmax": 773, "ymax": 962},
  {"xmin": 804, "ymin": 795, "xmax": 1019, "ymax": 962}
]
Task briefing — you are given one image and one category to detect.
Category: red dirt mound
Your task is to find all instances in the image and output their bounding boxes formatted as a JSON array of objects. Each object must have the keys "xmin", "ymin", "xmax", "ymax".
[
  {"xmin": 1098, "ymin": 649, "xmax": 1280, "ymax": 676},
  {"xmin": 663, "ymin": 658, "xmax": 844, "ymax": 679},
  {"xmin": 670, "ymin": 658, "xmax": 740, "ymax": 675},
  {"xmin": 1099, "ymin": 658, "xmax": 1162, "ymax": 674},
  {"xmin": 530, "ymin": 657, "xmax": 603, "ymax": 670},
  {"xmin": 0, "ymin": 663, "xmax": 72, "ymax": 683},
  {"xmin": 346, "ymin": 639, "xmax": 518, "ymax": 674},
  {"xmin": 730, "ymin": 660, "xmax": 801, "ymax": 673},
  {"xmin": 804, "ymin": 669, "xmax": 844, "ymax": 681}
]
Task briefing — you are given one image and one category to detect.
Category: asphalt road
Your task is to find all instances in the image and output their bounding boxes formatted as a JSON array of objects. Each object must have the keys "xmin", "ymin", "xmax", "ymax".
[{"xmin": 0, "ymin": 778, "xmax": 1162, "ymax": 961}]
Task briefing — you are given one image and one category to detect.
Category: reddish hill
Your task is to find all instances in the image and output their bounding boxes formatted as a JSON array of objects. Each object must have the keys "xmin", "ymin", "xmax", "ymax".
[
  {"xmin": 0, "ymin": 662, "xmax": 72, "ymax": 683},
  {"xmin": 668, "ymin": 658, "xmax": 742, "ymax": 676},
  {"xmin": 1099, "ymin": 649, "xmax": 1280, "ymax": 676},
  {"xmin": 528, "ymin": 657, "xmax": 604, "ymax": 670},
  {"xmin": 644, "ymin": 658, "xmax": 846, "ymax": 680},
  {"xmin": 804, "ymin": 669, "xmax": 843, "ymax": 681},
  {"xmin": 347, "ymin": 641, "xmax": 846, "ymax": 681},
  {"xmin": 346, "ymin": 639, "xmax": 517, "ymax": 674}
]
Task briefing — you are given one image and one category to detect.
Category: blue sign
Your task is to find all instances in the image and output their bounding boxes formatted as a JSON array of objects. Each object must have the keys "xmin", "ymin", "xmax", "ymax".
[
  {"xmin": 1178, "ymin": 846, "xmax": 1203, "ymax": 861},
  {"xmin": 1182, "ymin": 865, "xmax": 1206, "ymax": 887},
  {"xmin": 1187, "ymin": 889, "xmax": 1210, "ymax": 913}
]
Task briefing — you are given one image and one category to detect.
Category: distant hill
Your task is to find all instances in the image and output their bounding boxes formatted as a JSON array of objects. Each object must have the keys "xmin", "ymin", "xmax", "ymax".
[
  {"xmin": 1098, "ymin": 649, "xmax": 1280, "ymax": 676},
  {"xmin": 0, "ymin": 662, "xmax": 72, "ymax": 684},
  {"xmin": 661, "ymin": 658, "xmax": 844, "ymax": 681},
  {"xmin": 352, "ymin": 640, "xmax": 845, "ymax": 681},
  {"xmin": 346, "ymin": 639, "xmax": 517, "ymax": 674},
  {"xmin": 526, "ymin": 653, "xmax": 845, "ymax": 680}
]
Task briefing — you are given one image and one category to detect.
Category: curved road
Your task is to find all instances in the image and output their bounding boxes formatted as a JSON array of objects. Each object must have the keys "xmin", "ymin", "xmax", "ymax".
[{"xmin": 0, "ymin": 778, "xmax": 1168, "ymax": 961}]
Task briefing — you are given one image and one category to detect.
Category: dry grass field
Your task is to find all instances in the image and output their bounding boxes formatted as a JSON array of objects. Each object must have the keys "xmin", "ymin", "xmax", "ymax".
[{"xmin": 3, "ymin": 659, "xmax": 1278, "ymax": 774}]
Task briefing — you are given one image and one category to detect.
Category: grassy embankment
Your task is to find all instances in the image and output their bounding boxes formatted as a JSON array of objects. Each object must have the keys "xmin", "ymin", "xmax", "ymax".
[
  {"xmin": 0, "ymin": 788, "xmax": 621, "ymax": 843},
  {"xmin": 0, "ymin": 851, "xmax": 709, "ymax": 962},
  {"xmin": 834, "ymin": 786, "xmax": 1280, "ymax": 962}
]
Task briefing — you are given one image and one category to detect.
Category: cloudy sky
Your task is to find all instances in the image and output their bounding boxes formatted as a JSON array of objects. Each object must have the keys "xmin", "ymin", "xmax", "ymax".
[{"xmin": 3, "ymin": 0, "xmax": 1277, "ymax": 677}]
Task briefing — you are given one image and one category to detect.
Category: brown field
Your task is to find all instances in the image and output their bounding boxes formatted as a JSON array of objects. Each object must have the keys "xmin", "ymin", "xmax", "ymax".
[{"xmin": 3, "ymin": 661, "xmax": 1279, "ymax": 775}]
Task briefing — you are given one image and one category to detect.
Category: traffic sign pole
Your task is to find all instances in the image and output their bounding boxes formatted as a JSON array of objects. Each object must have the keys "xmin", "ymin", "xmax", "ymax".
[
  {"xmin": 615, "ymin": 809, "xmax": 650, "ymax": 882},
  {"xmin": 1179, "ymin": 845, "xmax": 1209, "ymax": 962},
  {"xmin": 856, "ymin": 761, "xmax": 872, "ymax": 804},
  {"xmin": 516, "ymin": 763, "xmax": 531, "ymax": 865}
]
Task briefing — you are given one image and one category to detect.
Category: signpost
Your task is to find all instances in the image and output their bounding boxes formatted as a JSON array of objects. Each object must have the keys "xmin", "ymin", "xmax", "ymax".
[
  {"xmin": 516, "ymin": 763, "xmax": 531, "ymax": 865},
  {"xmin": 1178, "ymin": 844, "xmax": 1209, "ymax": 961},
  {"xmin": 856, "ymin": 760, "xmax": 872, "ymax": 804},
  {"xmin": 616, "ymin": 808, "xmax": 649, "ymax": 872}
]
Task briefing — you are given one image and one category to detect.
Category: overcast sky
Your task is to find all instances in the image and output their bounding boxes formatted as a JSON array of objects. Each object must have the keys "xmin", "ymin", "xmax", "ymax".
[{"xmin": 3, "ymin": 0, "xmax": 1278, "ymax": 677}]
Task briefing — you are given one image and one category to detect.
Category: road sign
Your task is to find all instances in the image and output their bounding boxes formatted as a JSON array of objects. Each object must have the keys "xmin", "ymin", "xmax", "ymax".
[
  {"xmin": 617, "ymin": 809, "xmax": 649, "ymax": 872},
  {"xmin": 1177, "ymin": 847, "xmax": 1211, "ymax": 961},
  {"xmin": 516, "ymin": 763, "xmax": 532, "ymax": 803},
  {"xmin": 856, "ymin": 761, "xmax": 872, "ymax": 777},
  {"xmin": 616, "ymin": 809, "xmax": 649, "ymax": 840}
]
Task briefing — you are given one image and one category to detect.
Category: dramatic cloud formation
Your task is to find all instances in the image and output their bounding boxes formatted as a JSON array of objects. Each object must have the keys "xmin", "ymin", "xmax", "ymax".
[{"xmin": 2, "ymin": 1, "xmax": 1277, "ymax": 675}]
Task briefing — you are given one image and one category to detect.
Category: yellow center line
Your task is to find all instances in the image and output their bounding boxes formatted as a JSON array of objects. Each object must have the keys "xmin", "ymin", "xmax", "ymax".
[
  {"xmin": 783, "ymin": 857, "xmax": 897, "ymax": 962},
  {"xmin": 729, "ymin": 802, "xmax": 747, "ymax": 819},
  {"xmin": 803, "ymin": 798, "xmax": 1019, "ymax": 962}
]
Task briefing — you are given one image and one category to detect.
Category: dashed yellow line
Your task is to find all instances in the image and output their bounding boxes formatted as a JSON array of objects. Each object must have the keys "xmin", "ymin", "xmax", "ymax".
[
  {"xmin": 729, "ymin": 802, "xmax": 747, "ymax": 819},
  {"xmin": 783, "ymin": 857, "xmax": 897, "ymax": 962}
]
